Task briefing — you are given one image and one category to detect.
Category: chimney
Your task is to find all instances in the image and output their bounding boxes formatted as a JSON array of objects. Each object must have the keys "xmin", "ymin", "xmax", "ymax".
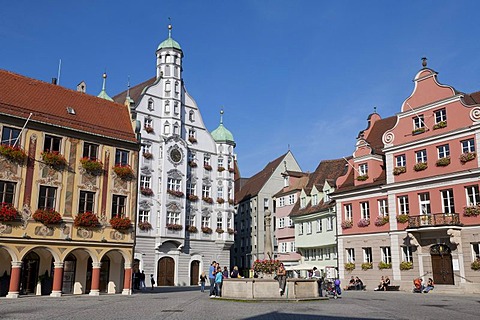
[
  {"xmin": 77, "ymin": 81, "xmax": 87, "ymax": 93},
  {"xmin": 51, "ymin": 78, "xmax": 57, "ymax": 85}
]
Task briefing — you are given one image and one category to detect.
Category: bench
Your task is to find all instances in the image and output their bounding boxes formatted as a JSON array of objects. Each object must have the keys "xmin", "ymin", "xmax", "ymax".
[
  {"xmin": 346, "ymin": 285, "xmax": 366, "ymax": 291},
  {"xmin": 385, "ymin": 285, "xmax": 400, "ymax": 291}
]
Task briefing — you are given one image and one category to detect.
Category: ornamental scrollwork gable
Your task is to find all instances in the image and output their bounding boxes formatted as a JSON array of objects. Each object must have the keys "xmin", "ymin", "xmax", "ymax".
[
  {"xmin": 141, "ymin": 166, "xmax": 153, "ymax": 175},
  {"xmin": 0, "ymin": 159, "xmax": 21, "ymax": 181},
  {"xmin": 166, "ymin": 201, "xmax": 182, "ymax": 213},
  {"xmin": 167, "ymin": 168, "xmax": 183, "ymax": 179},
  {"xmin": 111, "ymin": 184, "xmax": 129, "ymax": 195},
  {"xmin": 382, "ymin": 130, "xmax": 395, "ymax": 146},
  {"xmin": 201, "ymin": 207, "xmax": 212, "ymax": 217},
  {"xmin": 469, "ymin": 107, "xmax": 480, "ymax": 122},
  {"xmin": 139, "ymin": 200, "xmax": 153, "ymax": 210}
]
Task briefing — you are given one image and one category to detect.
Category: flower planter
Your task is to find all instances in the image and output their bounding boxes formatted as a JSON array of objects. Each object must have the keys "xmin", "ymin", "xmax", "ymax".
[
  {"xmin": 203, "ymin": 164, "xmax": 212, "ymax": 171},
  {"xmin": 344, "ymin": 263, "xmax": 355, "ymax": 271},
  {"xmin": 217, "ymin": 167, "xmax": 225, "ymax": 172},
  {"xmin": 253, "ymin": 259, "xmax": 281, "ymax": 274},
  {"xmin": 374, "ymin": 216, "xmax": 389, "ymax": 226},
  {"xmin": 357, "ymin": 218, "xmax": 370, "ymax": 227},
  {"xmin": 341, "ymin": 220, "xmax": 353, "ymax": 229},
  {"xmin": 202, "ymin": 197, "xmax": 213, "ymax": 204},
  {"xmin": 0, "ymin": 203, "xmax": 19, "ymax": 222},
  {"xmin": 113, "ymin": 165, "xmax": 135, "ymax": 181},
  {"xmin": 361, "ymin": 262, "xmax": 373, "ymax": 270},
  {"xmin": 228, "ymin": 199, "xmax": 234, "ymax": 205},
  {"xmin": 74, "ymin": 212, "xmax": 100, "ymax": 228},
  {"xmin": 140, "ymin": 187, "xmax": 154, "ymax": 196},
  {"xmin": 216, "ymin": 228, "xmax": 224, "ymax": 234},
  {"xmin": 187, "ymin": 225, "xmax": 198, "ymax": 233},
  {"xmin": 413, "ymin": 162, "xmax": 427, "ymax": 171},
  {"xmin": 393, "ymin": 166, "xmax": 406, "ymax": 175},
  {"xmin": 188, "ymin": 194, "xmax": 199, "ymax": 201},
  {"xmin": 228, "ymin": 167, "xmax": 235, "ymax": 173},
  {"xmin": 412, "ymin": 127, "xmax": 426, "ymax": 135},
  {"xmin": 0, "ymin": 144, "xmax": 27, "ymax": 164},
  {"xmin": 110, "ymin": 216, "xmax": 132, "ymax": 230},
  {"xmin": 167, "ymin": 189, "xmax": 184, "ymax": 198},
  {"xmin": 42, "ymin": 151, "xmax": 67, "ymax": 170},
  {"xmin": 80, "ymin": 157, "xmax": 103, "ymax": 176},
  {"xmin": 463, "ymin": 205, "xmax": 480, "ymax": 217},
  {"xmin": 378, "ymin": 262, "xmax": 392, "ymax": 269},
  {"xmin": 189, "ymin": 161, "xmax": 198, "ymax": 168},
  {"xmin": 138, "ymin": 221, "xmax": 152, "ymax": 231},
  {"xmin": 433, "ymin": 121, "xmax": 447, "ymax": 130},
  {"xmin": 166, "ymin": 224, "xmax": 183, "ymax": 231},
  {"xmin": 396, "ymin": 214, "xmax": 409, "ymax": 223},
  {"xmin": 217, "ymin": 198, "xmax": 225, "ymax": 204},
  {"xmin": 471, "ymin": 259, "xmax": 480, "ymax": 271},
  {"xmin": 460, "ymin": 152, "xmax": 476, "ymax": 164},
  {"xmin": 144, "ymin": 126, "xmax": 154, "ymax": 133},
  {"xmin": 436, "ymin": 157, "xmax": 450, "ymax": 167},
  {"xmin": 201, "ymin": 227, "xmax": 212, "ymax": 234},
  {"xmin": 33, "ymin": 209, "xmax": 62, "ymax": 225},
  {"xmin": 188, "ymin": 136, "xmax": 197, "ymax": 143},
  {"xmin": 143, "ymin": 152, "xmax": 153, "ymax": 159},
  {"xmin": 227, "ymin": 228, "xmax": 235, "ymax": 235},
  {"xmin": 356, "ymin": 175, "xmax": 368, "ymax": 181},
  {"xmin": 400, "ymin": 261, "xmax": 413, "ymax": 271}
]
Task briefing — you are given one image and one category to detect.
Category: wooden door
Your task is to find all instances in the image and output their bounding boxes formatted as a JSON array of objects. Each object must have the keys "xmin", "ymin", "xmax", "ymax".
[
  {"xmin": 190, "ymin": 260, "xmax": 200, "ymax": 285},
  {"xmin": 431, "ymin": 254, "xmax": 454, "ymax": 285},
  {"xmin": 157, "ymin": 257, "xmax": 175, "ymax": 286}
]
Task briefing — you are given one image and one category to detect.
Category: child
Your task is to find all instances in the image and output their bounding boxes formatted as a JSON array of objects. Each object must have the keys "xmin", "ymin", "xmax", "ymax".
[
  {"xmin": 199, "ymin": 271, "xmax": 207, "ymax": 292},
  {"xmin": 150, "ymin": 274, "xmax": 155, "ymax": 290},
  {"xmin": 214, "ymin": 267, "xmax": 223, "ymax": 297}
]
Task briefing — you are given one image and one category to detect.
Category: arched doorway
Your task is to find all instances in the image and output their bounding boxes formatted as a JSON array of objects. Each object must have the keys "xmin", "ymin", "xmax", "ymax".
[
  {"xmin": 20, "ymin": 252, "xmax": 40, "ymax": 295},
  {"xmin": 99, "ymin": 256, "xmax": 110, "ymax": 293},
  {"xmin": 190, "ymin": 260, "xmax": 200, "ymax": 285},
  {"xmin": 62, "ymin": 254, "xmax": 76, "ymax": 294},
  {"xmin": 430, "ymin": 244, "xmax": 454, "ymax": 285},
  {"xmin": 157, "ymin": 257, "xmax": 175, "ymax": 286},
  {"xmin": 86, "ymin": 257, "xmax": 92, "ymax": 294}
]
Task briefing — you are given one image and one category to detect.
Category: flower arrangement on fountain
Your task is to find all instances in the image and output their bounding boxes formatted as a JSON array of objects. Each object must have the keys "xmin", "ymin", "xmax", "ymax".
[
  {"xmin": 0, "ymin": 203, "xmax": 19, "ymax": 222},
  {"xmin": 74, "ymin": 212, "xmax": 100, "ymax": 228},
  {"xmin": 113, "ymin": 164, "xmax": 135, "ymax": 181},
  {"xmin": 0, "ymin": 144, "xmax": 27, "ymax": 164},
  {"xmin": 138, "ymin": 221, "xmax": 152, "ymax": 231},
  {"xmin": 41, "ymin": 151, "xmax": 67, "ymax": 170},
  {"xmin": 80, "ymin": 157, "xmax": 103, "ymax": 176},
  {"xmin": 460, "ymin": 152, "xmax": 476, "ymax": 163},
  {"xmin": 110, "ymin": 216, "xmax": 132, "ymax": 231},
  {"xmin": 374, "ymin": 216, "xmax": 389, "ymax": 226},
  {"xmin": 253, "ymin": 259, "xmax": 281, "ymax": 274},
  {"xmin": 341, "ymin": 220, "xmax": 353, "ymax": 229},
  {"xmin": 166, "ymin": 223, "xmax": 183, "ymax": 231},
  {"xmin": 33, "ymin": 208, "xmax": 62, "ymax": 225},
  {"xmin": 201, "ymin": 226, "xmax": 212, "ymax": 234},
  {"xmin": 357, "ymin": 218, "xmax": 370, "ymax": 227}
]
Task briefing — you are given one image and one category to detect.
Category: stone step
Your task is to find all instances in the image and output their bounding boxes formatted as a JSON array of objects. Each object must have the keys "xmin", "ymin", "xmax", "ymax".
[{"xmin": 427, "ymin": 285, "xmax": 466, "ymax": 295}]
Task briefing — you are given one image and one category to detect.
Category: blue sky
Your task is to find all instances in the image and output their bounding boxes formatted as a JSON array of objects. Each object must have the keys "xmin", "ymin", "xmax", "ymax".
[{"xmin": 2, "ymin": 1, "xmax": 480, "ymax": 177}]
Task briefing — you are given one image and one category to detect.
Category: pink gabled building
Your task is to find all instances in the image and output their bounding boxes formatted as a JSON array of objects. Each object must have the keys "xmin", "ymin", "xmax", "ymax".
[{"xmin": 334, "ymin": 60, "xmax": 480, "ymax": 293}]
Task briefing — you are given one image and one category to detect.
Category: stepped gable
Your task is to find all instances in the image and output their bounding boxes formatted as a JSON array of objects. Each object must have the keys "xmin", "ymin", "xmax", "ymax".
[
  {"xmin": 113, "ymin": 77, "xmax": 157, "ymax": 105},
  {"xmin": 0, "ymin": 69, "xmax": 136, "ymax": 143},
  {"xmin": 235, "ymin": 152, "xmax": 288, "ymax": 204}
]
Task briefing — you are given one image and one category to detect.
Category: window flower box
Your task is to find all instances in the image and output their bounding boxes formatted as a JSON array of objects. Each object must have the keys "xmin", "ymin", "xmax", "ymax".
[
  {"xmin": 113, "ymin": 164, "xmax": 135, "ymax": 181},
  {"xmin": 400, "ymin": 261, "xmax": 413, "ymax": 271},
  {"xmin": 413, "ymin": 162, "xmax": 428, "ymax": 171},
  {"xmin": 203, "ymin": 164, "xmax": 212, "ymax": 171},
  {"xmin": 396, "ymin": 214, "xmax": 409, "ymax": 223},
  {"xmin": 356, "ymin": 175, "xmax": 368, "ymax": 181},
  {"xmin": 216, "ymin": 228, "xmax": 224, "ymax": 234},
  {"xmin": 228, "ymin": 167, "xmax": 235, "ymax": 173},
  {"xmin": 227, "ymin": 228, "xmax": 235, "ymax": 235},
  {"xmin": 0, "ymin": 203, "xmax": 19, "ymax": 222},
  {"xmin": 143, "ymin": 152, "xmax": 153, "ymax": 159},
  {"xmin": 253, "ymin": 259, "xmax": 281, "ymax": 274},
  {"xmin": 228, "ymin": 199, "xmax": 234, "ymax": 205},
  {"xmin": 138, "ymin": 221, "xmax": 152, "ymax": 231},
  {"xmin": 167, "ymin": 189, "xmax": 184, "ymax": 198},
  {"xmin": 202, "ymin": 197, "xmax": 213, "ymax": 204},
  {"xmin": 166, "ymin": 223, "xmax": 183, "ymax": 231},
  {"xmin": 189, "ymin": 161, "xmax": 198, "ymax": 168},
  {"xmin": 188, "ymin": 136, "xmax": 197, "ymax": 143},
  {"xmin": 217, "ymin": 166, "xmax": 225, "ymax": 172},
  {"xmin": 74, "ymin": 212, "xmax": 99, "ymax": 228},
  {"xmin": 217, "ymin": 198, "xmax": 225, "ymax": 204},
  {"xmin": 433, "ymin": 121, "xmax": 447, "ymax": 130},
  {"xmin": 144, "ymin": 126, "xmax": 154, "ymax": 133},
  {"xmin": 80, "ymin": 157, "xmax": 103, "ymax": 176},
  {"xmin": 33, "ymin": 209, "xmax": 62, "ymax": 225},
  {"xmin": 471, "ymin": 259, "xmax": 480, "ymax": 271},
  {"xmin": 187, "ymin": 225, "xmax": 198, "ymax": 233},
  {"xmin": 393, "ymin": 166, "xmax": 406, "ymax": 175},
  {"xmin": 463, "ymin": 205, "xmax": 480, "ymax": 217},
  {"xmin": 357, "ymin": 218, "xmax": 370, "ymax": 227},
  {"xmin": 436, "ymin": 157, "xmax": 450, "ymax": 167},
  {"xmin": 361, "ymin": 262, "xmax": 373, "ymax": 270},
  {"xmin": 378, "ymin": 261, "xmax": 392, "ymax": 269},
  {"xmin": 412, "ymin": 127, "xmax": 426, "ymax": 135},
  {"xmin": 140, "ymin": 187, "xmax": 154, "ymax": 196},
  {"xmin": 0, "ymin": 144, "xmax": 27, "ymax": 164},
  {"xmin": 374, "ymin": 216, "xmax": 389, "ymax": 226},
  {"xmin": 110, "ymin": 216, "xmax": 132, "ymax": 231},
  {"xmin": 344, "ymin": 262, "xmax": 355, "ymax": 271},
  {"xmin": 460, "ymin": 152, "xmax": 476, "ymax": 163},
  {"xmin": 188, "ymin": 194, "xmax": 199, "ymax": 201},
  {"xmin": 42, "ymin": 151, "xmax": 67, "ymax": 170},
  {"xmin": 201, "ymin": 226, "xmax": 212, "ymax": 234},
  {"xmin": 341, "ymin": 220, "xmax": 353, "ymax": 229}
]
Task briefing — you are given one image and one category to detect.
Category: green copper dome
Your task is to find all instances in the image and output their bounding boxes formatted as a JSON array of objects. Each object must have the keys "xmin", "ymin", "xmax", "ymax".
[
  {"xmin": 157, "ymin": 37, "xmax": 182, "ymax": 51},
  {"xmin": 211, "ymin": 110, "xmax": 235, "ymax": 145}
]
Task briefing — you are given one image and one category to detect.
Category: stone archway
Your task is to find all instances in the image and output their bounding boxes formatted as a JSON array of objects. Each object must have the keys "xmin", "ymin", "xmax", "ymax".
[
  {"xmin": 157, "ymin": 257, "xmax": 175, "ymax": 286},
  {"xmin": 0, "ymin": 247, "xmax": 13, "ymax": 297}
]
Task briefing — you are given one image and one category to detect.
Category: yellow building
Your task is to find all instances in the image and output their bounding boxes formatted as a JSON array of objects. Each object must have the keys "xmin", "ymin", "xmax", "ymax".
[{"xmin": 0, "ymin": 70, "xmax": 139, "ymax": 298}]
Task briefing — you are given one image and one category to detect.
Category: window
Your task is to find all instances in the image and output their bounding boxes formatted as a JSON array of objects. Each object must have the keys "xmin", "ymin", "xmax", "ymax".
[
  {"xmin": 402, "ymin": 246, "xmax": 413, "ymax": 263},
  {"xmin": 279, "ymin": 197, "xmax": 285, "ymax": 207},
  {"xmin": 174, "ymin": 102, "xmax": 179, "ymax": 114},
  {"xmin": 312, "ymin": 248, "xmax": 317, "ymax": 260},
  {"xmin": 139, "ymin": 210, "xmax": 150, "ymax": 223},
  {"xmin": 167, "ymin": 178, "xmax": 181, "ymax": 191},
  {"xmin": 437, "ymin": 144, "xmax": 450, "ymax": 159},
  {"xmin": 413, "ymin": 115, "xmax": 425, "ymax": 130},
  {"xmin": 312, "ymin": 194, "xmax": 318, "ymax": 206},
  {"xmin": 147, "ymin": 98, "xmax": 154, "ymax": 111},
  {"xmin": 396, "ymin": 154, "xmax": 406, "ymax": 167},
  {"xmin": 435, "ymin": 108, "xmax": 446, "ymax": 123},
  {"xmin": 189, "ymin": 110, "xmax": 195, "ymax": 122},
  {"xmin": 44, "ymin": 135, "xmax": 61, "ymax": 152},
  {"xmin": 324, "ymin": 189, "xmax": 331, "ymax": 202},
  {"xmin": 298, "ymin": 223, "xmax": 304, "ymax": 235},
  {"xmin": 300, "ymin": 197, "xmax": 306, "ymax": 208},
  {"xmin": 344, "ymin": 204, "xmax": 352, "ymax": 221},
  {"xmin": 378, "ymin": 199, "xmax": 389, "ymax": 217},
  {"xmin": 305, "ymin": 249, "xmax": 310, "ymax": 260},
  {"xmin": 441, "ymin": 189, "xmax": 455, "ymax": 213},
  {"xmin": 288, "ymin": 194, "xmax": 295, "ymax": 205},
  {"xmin": 287, "ymin": 217, "xmax": 293, "ymax": 228},
  {"xmin": 173, "ymin": 124, "xmax": 179, "ymax": 135},
  {"xmin": 0, "ymin": 181, "xmax": 16, "ymax": 204},
  {"xmin": 280, "ymin": 242, "xmax": 287, "ymax": 253},
  {"xmin": 203, "ymin": 155, "xmax": 211, "ymax": 167},
  {"xmin": 83, "ymin": 142, "xmax": 99, "ymax": 160},
  {"xmin": 78, "ymin": 191, "xmax": 95, "ymax": 213},
  {"xmin": 141, "ymin": 144, "xmax": 151, "ymax": 155},
  {"xmin": 325, "ymin": 248, "xmax": 331, "ymax": 260},
  {"xmin": 278, "ymin": 217, "xmax": 285, "ymax": 228},
  {"xmin": 326, "ymin": 217, "xmax": 333, "ymax": 231},
  {"xmin": 359, "ymin": 163, "xmax": 368, "ymax": 176},
  {"xmin": 165, "ymin": 81, "xmax": 171, "ymax": 94},
  {"xmin": 167, "ymin": 211, "xmax": 180, "ymax": 225},
  {"xmin": 263, "ymin": 198, "xmax": 269, "ymax": 209},
  {"xmin": 318, "ymin": 248, "xmax": 324, "ymax": 260},
  {"xmin": 38, "ymin": 186, "xmax": 56, "ymax": 210},
  {"xmin": 1, "ymin": 126, "xmax": 21, "ymax": 146},
  {"xmin": 218, "ymin": 187, "xmax": 224, "ymax": 199},
  {"xmin": 111, "ymin": 195, "xmax": 127, "ymax": 218},
  {"xmin": 290, "ymin": 242, "xmax": 295, "ymax": 253},
  {"xmin": 306, "ymin": 221, "xmax": 312, "ymax": 234},
  {"xmin": 472, "ymin": 243, "xmax": 480, "ymax": 260},
  {"xmin": 144, "ymin": 117, "xmax": 153, "ymax": 129},
  {"xmin": 187, "ymin": 182, "xmax": 196, "ymax": 196},
  {"xmin": 316, "ymin": 218, "xmax": 322, "ymax": 233},
  {"xmin": 462, "ymin": 138, "xmax": 475, "ymax": 153},
  {"xmin": 419, "ymin": 193, "xmax": 431, "ymax": 215},
  {"xmin": 346, "ymin": 248, "xmax": 355, "ymax": 263},
  {"xmin": 415, "ymin": 149, "xmax": 427, "ymax": 163},
  {"xmin": 333, "ymin": 247, "xmax": 338, "ymax": 260},
  {"xmin": 363, "ymin": 247, "xmax": 373, "ymax": 263},
  {"xmin": 381, "ymin": 247, "xmax": 392, "ymax": 264},
  {"xmin": 466, "ymin": 185, "xmax": 480, "ymax": 206},
  {"xmin": 164, "ymin": 101, "xmax": 170, "ymax": 113},
  {"xmin": 201, "ymin": 216, "xmax": 210, "ymax": 228},
  {"xmin": 202, "ymin": 185, "xmax": 211, "ymax": 198},
  {"xmin": 140, "ymin": 175, "xmax": 151, "ymax": 189},
  {"xmin": 361, "ymin": 201, "xmax": 370, "ymax": 220},
  {"xmin": 398, "ymin": 196, "xmax": 409, "ymax": 215},
  {"xmin": 164, "ymin": 123, "xmax": 170, "ymax": 135},
  {"xmin": 115, "ymin": 149, "xmax": 129, "ymax": 166},
  {"xmin": 217, "ymin": 215, "xmax": 223, "ymax": 230}
]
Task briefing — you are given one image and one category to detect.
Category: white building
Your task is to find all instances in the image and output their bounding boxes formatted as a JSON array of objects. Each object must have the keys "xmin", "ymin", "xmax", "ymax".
[{"xmin": 114, "ymin": 25, "xmax": 236, "ymax": 286}]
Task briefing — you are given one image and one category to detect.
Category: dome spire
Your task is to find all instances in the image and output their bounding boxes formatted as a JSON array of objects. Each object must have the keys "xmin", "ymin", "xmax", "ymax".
[
  {"xmin": 97, "ymin": 72, "xmax": 113, "ymax": 101},
  {"xmin": 220, "ymin": 108, "xmax": 224, "ymax": 124},
  {"xmin": 168, "ymin": 17, "xmax": 172, "ymax": 38}
]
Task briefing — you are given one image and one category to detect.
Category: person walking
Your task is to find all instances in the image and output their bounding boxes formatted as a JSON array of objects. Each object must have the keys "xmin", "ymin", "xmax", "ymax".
[
  {"xmin": 209, "ymin": 261, "xmax": 216, "ymax": 297},
  {"xmin": 199, "ymin": 271, "xmax": 207, "ymax": 293},
  {"xmin": 150, "ymin": 274, "xmax": 155, "ymax": 290},
  {"xmin": 276, "ymin": 262, "xmax": 287, "ymax": 296}
]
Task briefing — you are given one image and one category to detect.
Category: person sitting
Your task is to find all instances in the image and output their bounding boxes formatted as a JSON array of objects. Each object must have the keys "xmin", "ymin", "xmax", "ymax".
[
  {"xmin": 383, "ymin": 276, "xmax": 391, "ymax": 291},
  {"xmin": 374, "ymin": 276, "xmax": 385, "ymax": 291},
  {"xmin": 423, "ymin": 278, "xmax": 434, "ymax": 293},
  {"xmin": 413, "ymin": 278, "xmax": 424, "ymax": 293},
  {"xmin": 346, "ymin": 276, "xmax": 355, "ymax": 290},
  {"xmin": 355, "ymin": 277, "xmax": 364, "ymax": 290}
]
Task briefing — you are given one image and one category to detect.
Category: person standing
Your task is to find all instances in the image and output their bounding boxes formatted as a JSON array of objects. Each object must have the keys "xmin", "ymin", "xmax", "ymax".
[
  {"xmin": 199, "ymin": 272, "xmax": 207, "ymax": 293},
  {"xmin": 140, "ymin": 270, "xmax": 146, "ymax": 291},
  {"xmin": 209, "ymin": 261, "xmax": 216, "ymax": 297},
  {"xmin": 222, "ymin": 266, "xmax": 229, "ymax": 279},
  {"xmin": 214, "ymin": 267, "xmax": 223, "ymax": 297},
  {"xmin": 276, "ymin": 263, "xmax": 287, "ymax": 296},
  {"xmin": 150, "ymin": 274, "xmax": 155, "ymax": 290},
  {"xmin": 312, "ymin": 267, "xmax": 322, "ymax": 297}
]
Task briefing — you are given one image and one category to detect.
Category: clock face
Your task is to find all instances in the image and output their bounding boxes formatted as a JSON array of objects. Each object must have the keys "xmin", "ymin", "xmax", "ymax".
[{"xmin": 170, "ymin": 148, "xmax": 182, "ymax": 163}]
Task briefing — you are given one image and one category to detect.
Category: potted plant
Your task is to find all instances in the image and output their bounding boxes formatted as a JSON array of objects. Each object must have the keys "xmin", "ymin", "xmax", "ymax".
[
  {"xmin": 113, "ymin": 164, "xmax": 135, "ymax": 181},
  {"xmin": 203, "ymin": 164, "xmax": 212, "ymax": 171},
  {"xmin": 144, "ymin": 126, "xmax": 154, "ymax": 133},
  {"xmin": 189, "ymin": 161, "xmax": 198, "ymax": 168},
  {"xmin": 33, "ymin": 209, "xmax": 62, "ymax": 225},
  {"xmin": 201, "ymin": 226, "xmax": 212, "ymax": 234},
  {"xmin": 356, "ymin": 175, "xmax": 368, "ymax": 181},
  {"xmin": 228, "ymin": 167, "xmax": 235, "ymax": 173},
  {"xmin": 110, "ymin": 216, "xmax": 132, "ymax": 231},
  {"xmin": 216, "ymin": 198, "xmax": 225, "ymax": 204},
  {"xmin": 202, "ymin": 197, "xmax": 213, "ymax": 204},
  {"xmin": 41, "ymin": 151, "xmax": 67, "ymax": 170},
  {"xmin": 0, "ymin": 203, "xmax": 19, "ymax": 222},
  {"xmin": 216, "ymin": 228, "xmax": 224, "ymax": 234},
  {"xmin": 74, "ymin": 212, "xmax": 99, "ymax": 228},
  {"xmin": 341, "ymin": 220, "xmax": 353, "ymax": 229},
  {"xmin": 0, "ymin": 144, "xmax": 27, "ymax": 164},
  {"xmin": 143, "ymin": 152, "xmax": 153, "ymax": 159},
  {"xmin": 357, "ymin": 218, "xmax": 370, "ymax": 227},
  {"xmin": 400, "ymin": 261, "xmax": 413, "ymax": 270},
  {"xmin": 140, "ymin": 187, "xmax": 154, "ymax": 196},
  {"xmin": 412, "ymin": 127, "xmax": 426, "ymax": 135},
  {"xmin": 393, "ymin": 166, "xmax": 406, "ymax": 175},
  {"xmin": 188, "ymin": 136, "xmax": 197, "ymax": 143},
  {"xmin": 187, "ymin": 225, "xmax": 198, "ymax": 233},
  {"xmin": 396, "ymin": 214, "xmax": 409, "ymax": 223},
  {"xmin": 253, "ymin": 259, "xmax": 281, "ymax": 275},
  {"xmin": 166, "ymin": 223, "xmax": 183, "ymax": 231},
  {"xmin": 80, "ymin": 157, "xmax": 103, "ymax": 176},
  {"xmin": 188, "ymin": 194, "xmax": 199, "ymax": 201},
  {"xmin": 227, "ymin": 228, "xmax": 235, "ymax": 235},
  {"xmin": 374, "ymin": 216, "xmax": 389, "ymax": 226},
  {"xmin": 463, "ymin": 205, "xmax": 480, "ymax": 217},
  {"xmin": 433, "ymin": 121, "xmax": 447, "ymax": 130},
  {"xmin": 167, "ymin": 189, "xmax": 184, "ymax": 198},
  {"xmin": 344, "ymin": 262, "xmax": 355, "ymax": 271},
  {"xmin": 378, "ymin": 261, "xmax": 392, "ymax": 269},
  {"xmin": 361, "ymin": 262, "xmax": 373, "ymax": 270},
  {"xmin": 460, "ymin": 152, "xmax": 476, "ymax": 163},
  {"xmin": 471, "ymin": 259, "xmax": 480, "ymax": 271},
  {"xmin": 436, "ymin": 157, "xmax": 450, "ymax": 167},
  {"xmin": 217, "ymin": 166, "xmax": 225, "ymax": 172},
  {"xmin": 138, "ymin": 221, "xmax": 152, "ymax": 231},
  {"xmin": 413, "ymin": 162, "xmax": 428, "ymax": 171},
  {"xmin": 228, "ymin": 199, "xmax": 234, "ymax": 205}
]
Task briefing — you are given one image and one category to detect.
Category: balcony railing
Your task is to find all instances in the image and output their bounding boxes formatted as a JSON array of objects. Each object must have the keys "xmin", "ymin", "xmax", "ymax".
[{"xmin": 408, "ymin": 213, "xmax": 461, "ymax": 228}]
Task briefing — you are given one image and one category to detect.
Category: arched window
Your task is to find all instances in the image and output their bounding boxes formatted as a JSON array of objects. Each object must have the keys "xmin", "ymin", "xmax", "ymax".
[
  {"xmin": 164, "ymin": 123, "xmax": 170, "ymax": 135},
  {"xmin": 164, "ymin": 100, "xmax": 170, "ymax": 113},
  {"xmin": 147, "ymin": 98, "xmax": 154, "ymax": 111},
  {"xmin": 189, "ymin": 110, "xmax": 195, "ymax": 122},
  {"xmin": 165, "ymin": 65, "xmax": 171, "ymax": 76}
]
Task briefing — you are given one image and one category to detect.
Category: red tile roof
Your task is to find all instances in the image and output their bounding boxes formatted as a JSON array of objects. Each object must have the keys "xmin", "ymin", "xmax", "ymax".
[
  {"xmin": 273, "ymin": 172, "xmax": 310, "ymax": 198},
  {"xmin": 0, "ymin": 70, "xmax": 137, "ymax": 143}
]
